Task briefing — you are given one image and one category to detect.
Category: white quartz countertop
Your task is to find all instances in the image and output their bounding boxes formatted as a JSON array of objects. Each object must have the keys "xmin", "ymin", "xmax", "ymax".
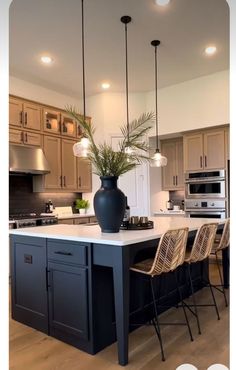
[
  {"xmin": 9, "ymin": 217, "xmax": 222, "ymax": 246},
  {"xmin": 57, "ymin": 213, "xmax": 95, "ymax": 220}
]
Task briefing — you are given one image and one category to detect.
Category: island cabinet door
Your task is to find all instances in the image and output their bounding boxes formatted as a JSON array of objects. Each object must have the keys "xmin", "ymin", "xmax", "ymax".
[
  {"xmin": 48, "ymin": 262, "xmax": 89, "ymax": 341},
  {"xmin": 10, "ymin": 236, "xmax": 48, "ymax": 334}
]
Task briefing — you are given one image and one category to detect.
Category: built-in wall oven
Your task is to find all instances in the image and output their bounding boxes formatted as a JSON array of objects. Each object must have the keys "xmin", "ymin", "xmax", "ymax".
[
  {"xmin": 185, "ymin": 170, "xmax": 225, "ymax": 199},
  {"xmin": 185, "ymin": 199, "xmax": 226, "ymax": 219}
]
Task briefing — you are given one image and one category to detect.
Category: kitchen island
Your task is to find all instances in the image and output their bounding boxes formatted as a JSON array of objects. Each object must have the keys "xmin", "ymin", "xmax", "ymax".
[{"xmin": 9, "ymin": 217, "xmax": 226, "ymax": 366}]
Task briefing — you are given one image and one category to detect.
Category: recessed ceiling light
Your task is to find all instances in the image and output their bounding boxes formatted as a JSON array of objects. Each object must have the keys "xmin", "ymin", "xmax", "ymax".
[
  {"xmin": 40, "ymin": 55, "xmax": 53, "ymax": 64},
  {"xmin": 155, "ymin": 0, "xmax": 171, "ymax": 6},
  {"xmin": 101, "ymin": 82, "xmax": 110, "ymax": 89},
  {"xmin": 205, "ymin": 46, "xmax": 217, "ymax": 55}
]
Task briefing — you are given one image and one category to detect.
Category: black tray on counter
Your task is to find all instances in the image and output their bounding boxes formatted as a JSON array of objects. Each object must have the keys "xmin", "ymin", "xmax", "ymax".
[{"xmin": 120, "ymin": 220, "xmax": 154, "ymax": 230}]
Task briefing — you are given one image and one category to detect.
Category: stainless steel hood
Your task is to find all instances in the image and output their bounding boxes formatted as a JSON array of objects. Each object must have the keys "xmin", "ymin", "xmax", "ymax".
[{"xmin": 9, "ymin": 145, "xmax": 50, "ymax": 175}]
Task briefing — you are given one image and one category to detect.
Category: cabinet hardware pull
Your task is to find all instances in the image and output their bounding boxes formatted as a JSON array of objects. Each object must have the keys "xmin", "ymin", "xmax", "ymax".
[
  {"xmin": 20, "ymin": 111, "xmax": 23, "ymax": 125},
  {"xmin": 79, "ymin": 176, "xmax": 81, "ymax": 187},
  {"xmin": 173, "ymin": 176, "xmax": 175, "ymax": 186},
  {"xmin": 63, "ymin": 176, "xmax": 66, "ymax": 187},
  {"xmin": 60, "ymin": 175, "xmax": 63, "ymax": 187},
  {"xmin": 54, "ymin": 251, "xmax": 73, "ymax": 256},
  {"xmin": 200, "ymin": 156, "xmax": 203, "ymax": 168},
  {"xmin": 25, "ymin": 132, "xmax": 28, "ymax": 142},
  {"xmin": 46, "ymin": 268, "xmax": 50, "ymax": 290},
  {"xmin": 25, "ymin": 112, "xmax": 27, "ymax": 125},
  {"xmin": 21, "ymin": 131, "xmax": 24, "ymax": 142},
  {"xmin": 205, "ymin": 155, "xmax": 207, "ymax": 167},
  {"xmin": 176, "ymin": 175, "xmax": 178, "ymax": 186}
]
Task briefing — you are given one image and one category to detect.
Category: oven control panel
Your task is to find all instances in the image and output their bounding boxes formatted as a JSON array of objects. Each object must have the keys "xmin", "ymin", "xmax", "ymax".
[{"xmin": 185, "ymin": 199, "xmax": 226, "ymax": 210}]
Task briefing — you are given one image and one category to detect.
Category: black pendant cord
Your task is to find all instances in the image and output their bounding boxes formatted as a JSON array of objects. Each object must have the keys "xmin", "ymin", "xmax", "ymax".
[
  {"xmin": 81, "ymin": 0, "xmax": 86, "ymax": 119},
  {"xmin": 121, "ymin": 16, "xmax": 132, "ymax": 144},
  {"xmin": 151, "ymin": 40, "xmax": 161, "ymax": 153},
  {"xmin": 154, "ymin": 45, "xmax": 159, "ymax": 152}
]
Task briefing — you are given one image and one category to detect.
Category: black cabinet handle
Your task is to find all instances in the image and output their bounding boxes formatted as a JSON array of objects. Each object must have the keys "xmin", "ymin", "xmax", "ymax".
[
  {"xmin": 200, "ymin": 156, "xmax": 203, "ymax": 168},
  {"xmin": 21, "ymin": 131, "xmax": 24, "ymax": 142},
  {"xmin": 25, "ymin": 132, "xmax": 28, "ymax": 142},
  {"xmin": 205, "ymin": 155, "xmax": 207, "ymax": 167},
  {"xmin": 79, "ymin": 176, "xmax": 81, "ymax": 187},
  {"xmin": 20, "ymin": 111, "xmax": 23, "ymax": 125},
  {"xmin": 176, "ymin": 175, "xmax": 178, "ymax": 186},
  {"xmin": 54, "ymin": 251, "xmax": 73, "ymax": 256},
  {"xmin": 46, "ymin": 268, "xmax": 50, "ymax": 290},
  {"xmin": 63, "ymin": 176, "xmax": 66, "ymax": 187},
  {"xmin": 60, "ymin": 175, "xmax": 63, "ymax": 187},
  {"xmin": 25, "ymin": 112, "xmax": 27, "ymax": 125},
  {"xmin": 173, "ymin": 176, "xmax": 175, "ymax": 186}
]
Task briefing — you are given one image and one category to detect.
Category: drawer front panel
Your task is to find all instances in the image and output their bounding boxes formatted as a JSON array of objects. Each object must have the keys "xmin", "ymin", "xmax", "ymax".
[{"xmin": 48, "ymin": 240, "xmax": 87, "ymax": 266}]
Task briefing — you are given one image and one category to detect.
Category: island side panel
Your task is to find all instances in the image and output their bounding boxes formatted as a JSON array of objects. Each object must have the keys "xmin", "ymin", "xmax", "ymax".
[{"xmin": 10, "ymin": 235, "xmax": 49, "ymax": 334}]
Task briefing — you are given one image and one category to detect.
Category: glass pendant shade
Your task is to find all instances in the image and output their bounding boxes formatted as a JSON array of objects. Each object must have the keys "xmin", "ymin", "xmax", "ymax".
[
  {"xmin": 151, "ymin": 149, "xmax": 167, "ymax": 167},
  {"xmin": 73, "ymin": 140, "xmax": 89, "ymax": 157},
  {"xmin": 124, "ymin": 146, "xmax": 134, "ymax": 155}
]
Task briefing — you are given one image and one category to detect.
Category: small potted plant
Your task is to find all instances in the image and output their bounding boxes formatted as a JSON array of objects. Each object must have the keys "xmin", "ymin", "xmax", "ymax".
[{"xmin": 75, "ymin": 199, "xmax": 90, "ymax": 215}]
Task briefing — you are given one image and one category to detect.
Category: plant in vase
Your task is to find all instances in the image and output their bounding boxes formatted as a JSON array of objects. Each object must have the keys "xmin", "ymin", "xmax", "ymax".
[
  {"xmin": 75, "ymin": 199, "xmax": 90, "ymax": 215},
  {"xmin": 66, "ymin": 106, "xmax": 155, "ymax": 233}
]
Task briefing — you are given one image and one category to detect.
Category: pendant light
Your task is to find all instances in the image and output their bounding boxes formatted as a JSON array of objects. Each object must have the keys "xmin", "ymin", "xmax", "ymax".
[
  {"xmin": 121, "ymin": 15, "xmax": 133, "ymax": 155},
  {"xmin": 150, "ymin": 40, "xmax": 167, "ymax": 167},
  {"xmin": 73, "ymin": 0, "xmax": 90, "ymax": 157}
]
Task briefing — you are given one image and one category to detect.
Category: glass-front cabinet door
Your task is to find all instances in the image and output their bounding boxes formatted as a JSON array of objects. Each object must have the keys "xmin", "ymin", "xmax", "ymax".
[
  {"xmin": 77, "ymin": 116, "xmax": 91, "ymax": 138},
  {"xmin": 61, "ymin": 113, "xmax": 76, "ymax": 138},
  {"xmin": 43, "ymin": 108, "xmax": 61, "ymax": 134}
]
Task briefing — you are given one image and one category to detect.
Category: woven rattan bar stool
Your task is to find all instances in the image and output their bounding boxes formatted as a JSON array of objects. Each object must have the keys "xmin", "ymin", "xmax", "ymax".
[
  {"xmin": 210, "ymin": 219, "xmax": 230, "ymax": 307},
  {"xmin": 130, "ymin": 227, "xmax": 193, "ymax": 362},
  {"xmin": 184, "ymin": 223, "xmax": 219, "ymax": 335}
]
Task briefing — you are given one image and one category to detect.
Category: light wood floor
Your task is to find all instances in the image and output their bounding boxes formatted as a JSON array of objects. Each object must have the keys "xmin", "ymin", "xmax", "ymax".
[{"xmin": 9, "ymin": 264, "xmax": 229, "ymax": 370}]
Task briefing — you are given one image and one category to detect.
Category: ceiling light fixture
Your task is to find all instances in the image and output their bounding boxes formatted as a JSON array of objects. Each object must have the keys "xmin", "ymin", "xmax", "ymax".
[
  {"xmin": 73, "ymin": 0, "xmax": 90, "ymax": 157},
  {"xmin": 121, "ymin": 15, "xmax": 133, "ymax": 156},
  {"xmin": 205, "ymin": 45, "xmax": 217, "ymax": 55},
  {"xmin": 150, "ymin": 40, "xmax": 167, "ymax": 167},
  {"xmin": 102, "ymin": 82, "xmax": 110, "ymax": 89},
  {"xmin": 155, "ymin": 0, "xmax": 171, "ymax": 6},
  {"xmin": 40, "ymin": 55, "xmax": 53, "ymax": 64}
]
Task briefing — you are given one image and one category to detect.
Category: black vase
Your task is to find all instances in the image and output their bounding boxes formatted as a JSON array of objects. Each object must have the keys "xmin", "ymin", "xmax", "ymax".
[{"xmin": 94, "ymin": 176, "xmax": 126, "ymax": 233}]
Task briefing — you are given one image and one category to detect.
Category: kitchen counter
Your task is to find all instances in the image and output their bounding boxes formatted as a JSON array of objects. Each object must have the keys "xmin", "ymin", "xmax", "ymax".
[
  {"xmin": 9, "ymin": 216, "xmax": 220, "ymax": 246},
  {"xmin": 40, "ymin": 212, "xmax": 95, "ymax": 220}
]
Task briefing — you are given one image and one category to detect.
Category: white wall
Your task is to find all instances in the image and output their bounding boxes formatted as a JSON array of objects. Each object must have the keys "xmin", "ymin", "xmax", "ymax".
[
  {"xmin": 10, "ymin": 76, "xmax": 80, "ymax": 110},
  {"xmin": 146, "ymin": 70, "xmax": 229, "ymax": 134}
]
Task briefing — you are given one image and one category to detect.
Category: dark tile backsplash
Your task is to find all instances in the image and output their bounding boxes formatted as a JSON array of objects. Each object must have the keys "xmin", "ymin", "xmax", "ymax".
[{"xmin": 9, "ymin": 175, "xmax": 82, "ymax": 214}]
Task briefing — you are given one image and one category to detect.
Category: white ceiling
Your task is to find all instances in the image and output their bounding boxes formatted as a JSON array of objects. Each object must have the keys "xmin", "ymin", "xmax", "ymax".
[{"xmin": 9, "ymin": 0, "xmax": 229, "ymax": 98}]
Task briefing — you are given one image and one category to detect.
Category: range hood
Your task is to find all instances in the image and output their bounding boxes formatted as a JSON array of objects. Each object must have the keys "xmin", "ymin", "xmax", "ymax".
[{"xmin": 9, "ymin": 145, "xmax": 50, "ymax": 175}]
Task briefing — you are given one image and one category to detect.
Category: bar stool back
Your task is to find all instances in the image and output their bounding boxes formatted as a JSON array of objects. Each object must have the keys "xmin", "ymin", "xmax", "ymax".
[
  {"xmin": 130, "ymin": 227, "xmax": 193, "ymax": 361},
  {"xmin": 185, "ymin": 223, "xmax": 219, "ymax": 334},
  {"xmin": 211, "ymin": 219, "xmax": 230, "ymax": 306}
]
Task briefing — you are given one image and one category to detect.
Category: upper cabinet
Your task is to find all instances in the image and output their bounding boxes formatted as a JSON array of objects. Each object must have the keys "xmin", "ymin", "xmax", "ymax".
[
  {"xmin": 9, "ymin": 97, "xmax": 41, "ymax": 131},
  {"xmin": 183, "ymin": 128, "xmax": 228, "ymax": 172},
  {"xmin": 77, "ymin": 158, "xmax": 92, "ymax": 193},
  {"xmin": 61, "ymin": 113, "xmax": 76, "ymax": 138},
  {"xmin": 77, "ymin": 116, "xmax": 91, "ymax": 138},
  {"xmin": 43, "ymin": 108, "xmax": 61, "ymax": 135},
  {"xmin": 161, "ymin": 138, "xmax": 184, "ymax": 191}
]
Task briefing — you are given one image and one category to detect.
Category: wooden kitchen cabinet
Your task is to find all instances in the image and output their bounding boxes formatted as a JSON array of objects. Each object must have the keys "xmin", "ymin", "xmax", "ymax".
[
  {"xmin": 43, "ymin": 108, "xmax": 61, "ymax": 134},
  {"xmin": 9, "ymin": 128, "xmax": 41, "ymax": 147},
  {"xmin": 61, "ymin": 113, "xmax": 76, "ymax": 138},
  {"xmin": 161, "ymin": 138, "xmax": 184, "ymax": 190},
  {"xmin": 43, "ymin": 136, "xmax": 77, "ymax": 191},
  {"xmin": 77, "ymin": 158, "xmax": 92, "ymax": 192},
  {"xmin": 9, "ymin": 97, "xmax": 41, "ymax": 131},
  {"xmin": 44, "ymin": 136, "xmax": 62, "ymax": 189},
  {"xmin": 183, "ymin": 128, "xmax": 226, "ymax": 171},
  {"xmin": 61, "ymin": 139, "xmax": 77, "ymax": 190}
]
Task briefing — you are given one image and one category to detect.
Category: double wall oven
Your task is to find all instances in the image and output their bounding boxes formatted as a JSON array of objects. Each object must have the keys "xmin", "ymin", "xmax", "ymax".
[{"xmin": 185, "ymin": 170, "xmax": 227, "ymax": 218}]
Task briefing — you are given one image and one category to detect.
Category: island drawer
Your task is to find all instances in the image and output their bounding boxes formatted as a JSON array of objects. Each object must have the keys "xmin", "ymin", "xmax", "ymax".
[{"xmin": 47, "ymin": 240, "xmax": 88, "ymax": 266}]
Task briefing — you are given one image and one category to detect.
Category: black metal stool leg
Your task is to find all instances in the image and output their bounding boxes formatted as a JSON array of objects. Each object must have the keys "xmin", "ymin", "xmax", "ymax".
[
  {"xmin": 208, "ymin": 279, "xmax": 220, "ymax": 320},
  {"xmin": 215, "ymin": 252, "xmax": 228, "ymax": 307},
  {"xmin": 187, "ymin": 264, "xmax": 201, "ymax": 335},
  {"xmin": 150, "ymin": 278, "xmax": 165, "ymax": 362},
  {"xmin": 174, "ymin": 269, "xmax": 194, "ymax": 342}
]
